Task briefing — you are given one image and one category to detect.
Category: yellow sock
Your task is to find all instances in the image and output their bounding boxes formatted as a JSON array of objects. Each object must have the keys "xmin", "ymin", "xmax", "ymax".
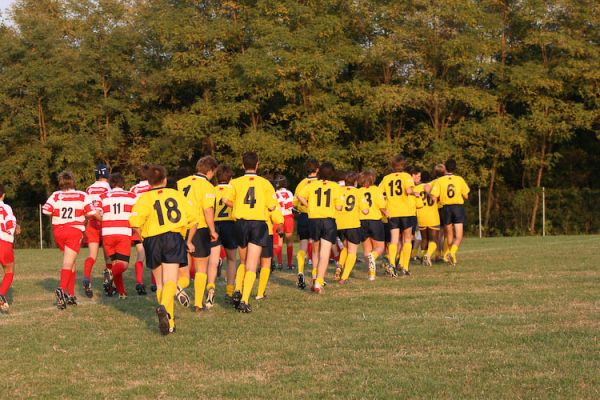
[
  {"xmin": 341, "ymin": 253, "xmax": 357, "ymax": 280},
  {"xmin": 156, "ymin": 288, "xmax": 163, "ymax": 303},
  {"xmin": 411, "ymin": 246, "xmax": 418, "ymax": 258},
  {"xmin": 388, "ymin": 244, "xmax": 398, "ymax": 267},
  {"xmin": 177, "ymin": 276, "xmax": 190, "ymax": 289},
  {"xmin": 427, "ymin": 242, "xmax": 437, "ymax": 258},
  {"xmin": 241, "ymin": 271, "xmax": 256, "ymax": 303},
  {"xmin": 401, "ymin": 243, "xmax": 412, "ymax": 270},
  {"xmin": 234, "ymin": 263, "xmax": 246, "ymax": 292},
  {"xmin": 450, "ymin": 244, "xmax": 459, "ymax": 260},
  {"xmin": 207, "ymin": 282, "xmax": 215, "ymax": 291},
  {"xmin": 338, "ymin": 248, "xmax": 348, "ymax": 267},
  {"xmin": 443, "ymin": 239, "xmax": 450, "ymax": 258},
  {"xmin": 256, "ymin": 268, "xmax": 271, "ymax": 298},
  {"xmin": 311, "ymin": 267, "xmax": 317, "ymax": 279},
  {"xmin": 370, "ymin": 251, "xmax": 379, "ymax": 261},
  {"xmin": 316, "ymin": 277, "xmax": 324, "ymax": 286},
  {"xmin": 226, "ymin": 284, "xmax": 234, "ymax": 297},
  {"xmin": 161, "ymin": 281, "xmax": 176, "ymax": 329},
  {"xmin": 194, "ymin": 272, "xmax": 207, "ymax": 308},
  {"xmin": 297, "ymin": 250, "xmax": 305, "ymax": 274}
]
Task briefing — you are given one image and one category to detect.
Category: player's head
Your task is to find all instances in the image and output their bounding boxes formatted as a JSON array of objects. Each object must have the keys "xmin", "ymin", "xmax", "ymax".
[
  {"xmin": 421, "ymin": 171, "xmax": 431, "ymax": 184},
  {"xmin": 305, "ymin": 158, "xmax": 319, "ymax": 176},
  {"xmin": 358, "ymin": 170, "xmax": 375, "ymax": 187},
  {"xmin": 317, "ymin": 161, "xmax": 335, "ymax": 180},
  {"xmin": 196, "ymin": 155, "xmax": 219, "ymax": 179},
  {"xmin": 391, "ymin": 154, "xmax": 406, "ymax": 172},
  {"xmin": 108, "ymin": 173, "xmax": 125, "ymax": 189},
  {"xmin": 58, "ymin": 171, "xmax": 76, "ymax": 190},
  {"xmin": 434, "ymin": 164, "xmax": 446, "ymax": 178},
  {"xmin": 445, "ymin": 159, "xmax": 457, "ymax": 173},
  {"xmin": 274, "ymin": 175, "xmax": 288, "ymax": 190},
  {"xmin": 242, "ymin": 151, "xmax": 259, "ymax": 171},
  {"xmin": 0, "ymin": 183, "xmax": 5, "ymax": 200},
  {"xmin": 175, "ymin": 166, "xmax": 192, "ymax": 182},
  {"xmin": 136, "ymin": 164, "xmax": 150, "ymax": 181},
  {"xmin": 410, "ymin": 166, "xmax": 422, "ymax": 184},
  {"xmin": 335, "ymin": 170, "xmax": 348, "ymax": 184},
  {"xmin": 345, "ymin": 171, "xmax": 358, "ymax": 187},
  {"xmin": 95, "ymin": 163, "xmax": 109, "ymax": 181},
  {"xmin": 216, "ymin": 165, "xmax": 233, "ymax": 184},
  {"xmin": 147, "ymin": 165, "xmax": 167, "ymax": 187}
]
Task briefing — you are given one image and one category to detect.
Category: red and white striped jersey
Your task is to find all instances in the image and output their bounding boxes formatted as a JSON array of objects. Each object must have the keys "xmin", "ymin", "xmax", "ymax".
[
  {"xmin": 42, "ymin": 190, "xmax": 96, "ymax": 231},
  {"xmin": 130, "ymin": 180, "xmax": 151, "ymax": 197},
  {"xmin": 99, "ymin": 189, "xmax": 137, "ymax": 237},
  {"xmin": 86, "ymin": 180, "xmax": 111, "ymax": 208},
  {"xmin": 276, "ymin": 188, "xmax": 294, "ymax": 217},
  {"xmin": 0, "ymin": 201, "xmax": 17, "ymax": 243}
]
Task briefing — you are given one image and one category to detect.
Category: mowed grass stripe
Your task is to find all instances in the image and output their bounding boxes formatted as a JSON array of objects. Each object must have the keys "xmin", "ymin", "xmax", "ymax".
[{"xmin": 1, "ymin": 235, "xmax": 599, "ymax": 399}]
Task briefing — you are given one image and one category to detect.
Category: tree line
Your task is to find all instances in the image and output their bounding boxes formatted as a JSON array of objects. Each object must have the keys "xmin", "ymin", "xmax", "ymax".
[{"xmin": 0, "ymin": 0, "xmax": 598, "ymax": 243}]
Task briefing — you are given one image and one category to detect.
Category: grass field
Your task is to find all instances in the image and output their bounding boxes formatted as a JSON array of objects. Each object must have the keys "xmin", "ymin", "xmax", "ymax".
[{"xmin": 1, "ymin": 236, "xmax": 599, "ymax": 399}]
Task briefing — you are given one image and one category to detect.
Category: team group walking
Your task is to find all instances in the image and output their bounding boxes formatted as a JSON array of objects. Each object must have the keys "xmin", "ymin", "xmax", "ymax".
[{"xmin": 0, "ymin": 152, "xmax": 470, "ymax": 335}]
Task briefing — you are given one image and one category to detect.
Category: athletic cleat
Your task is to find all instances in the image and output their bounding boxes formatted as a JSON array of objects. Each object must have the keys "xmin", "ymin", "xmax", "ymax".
[
  {"xmin": 176, "ymin": 286, "xmax": 190, "ymax": 307},
  {"xmin": 422, "ymin": 254, "xmax": 432, "ymax": 267},
  {"xmin": 277, "ymin": 263, "xmax": 283, "ymax": 271},
  {"xmin": 103, "ymin": 268, "xmax": 114, "ymax": 292},
  {"xmin": 334, "ymin": 265, "xmax": 342, "ymax": 281},
  {"xmin": 237, "ymin": 301, "xmax": 252, "ymax": 313},
  {"xmin": 66, "ymin": 295, "xmax": 78, "ymax": 306},
  {"xmin": 135, "ymin": 283, "xmax": 147, "ymax": 295},
  {"xmin": 308, "ymin": 259, "xmax": 312, "ymax": 266},
  {"xmin": 0, "ymin": 294, "xmax": 9, "ymax": 313},
  {"xmin": 205, "ymin": 288, "xmax": 215, "ymax": 309},
  {"xmin": 313, "ymin": 282, "xmax": 322, "ymax": 294},
  {"xmin": 404, "ymin": 269, "xmax": 411, "ymax": 276},
  {"xmin": 297, "ymin": 273, "xmax": 306, "ymax": 290},
  {"xmin": 231, "ymin": 290, "xmax": 242, "ymax": 308},
  {"xmin": 156, "ymin": 305, "xmax": 170, "ymax": 335},
  {"xmin": 255, "ymin": 294, "xmax": 267, "ymax": 301},
  {"xmin": 83, "ymin": 279, "xmax": 93, "ymax": 298},
  {"xmin": 150, "ymin": 284, "xmax": 157, "ymax": 292},
  {"xmin": 367, "ymin": 253, "xmax": 377, "ymax": 280},
  {"xmin": 55, "ymin": 288, "xmax": 67, "ymax": 310},
  {"xmin": 447, "ymin": 253, "xmax": 456, "ymax": 266},
  {"xmin": 193, "ymin": 305, "xmax": 205, "ymax": 314},
  {"xmin": 288, "ymin": 264, "xmax": 295, "ymax": 270}
]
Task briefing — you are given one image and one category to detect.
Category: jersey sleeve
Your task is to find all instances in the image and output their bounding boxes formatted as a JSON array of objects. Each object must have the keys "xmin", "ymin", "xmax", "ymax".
[
  {"xmin": 223, "ymin": 181, "xmax": 236, "ymax": 203},
  {"xmin": 264, "ymin": 181, "xmax": 277, "ymax": 210},
  {"xmin": 430, "ymin": 182, "xmax": 441, "ymax": 198},
  {"xmin": 378, "ymin": 177, "xmax": 388, "ymax": 197},
  {"xmin": 202, "ymin": 185, "xmax": 216, "ymax": 211},
  {"xmin": 83, "ymin": 194, "xmax": 96, "ymax": 216},
  {"xmin": 270, "ymin": 207, "xmax": 284, "ymax": 225},
  {"xmin": 3, "ymin": 205, "xmax": 16, "ymax": 235},
  {"xmin": 333, "ymin": 185, "xmax": 344, "ymax": 209},
  {"xmin": 298, "ymin": 183, "xmax": 310, "ymax": 200},
  {"xmin": 129, "ymin": 195, "xmax": 150, "ymax": 228},
  {"xmin": 461, "ymin": 178, "xmax": 470, "ymax": 197},
  {"xmin": 42, "ymin": 194, "xmax": 56, "ymax": 215}
]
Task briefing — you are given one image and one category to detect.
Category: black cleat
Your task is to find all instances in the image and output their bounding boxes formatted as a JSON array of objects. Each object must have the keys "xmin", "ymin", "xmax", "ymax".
[
  {"xmin": 55, "ymin": 288, "xmax": 67, "ymax": 310},
  {"xmin": 156, "ymin": 305, "xmax": 171, "ymax": 335},
  {"xmin": 0, "ymin": 294, "xmax": 9, "ymax": 313},
  {"xmin": 205, "ymin": 288, "xmax": 215, "ymax": 309},
  {"xmin": 66, "ymin": 295, "xmax": 78, "ymax": 306},
  {"xmin": 297, "ymin": 273, "xmax": 306, "ymax": 290},
  {"xmin": 237, "ymin": 301, "xmax": 252, "ymax": 313},
  {"xmin": 103, "ymin": 269, "xmax": 114, "ymax": 297},
  {"xmin": 231, "ymin": 290, "xmax": 242, "ymax": 308},
  {"xmin": 83, "ymin": 279, "xmax": 93, "ymax": 298},
  {"xmin": 404, "ymin": 269, "xmax": 411, "ymax": 276},
  {"xmin": 135, "ymin": 283, "xmax": 147, "ymax": 296},
  {"xmin": 151, "ymin": 284, "xmax": 157, "ymax": 292},
  {"xmin": 288, "ymin": 264, "xmax": 295, "ymax": 270}
]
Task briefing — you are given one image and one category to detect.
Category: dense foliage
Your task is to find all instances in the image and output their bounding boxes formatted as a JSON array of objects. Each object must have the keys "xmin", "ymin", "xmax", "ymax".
[{"xmin": 0, "ymin": 0, "xmax": 598, "ymax": 241}]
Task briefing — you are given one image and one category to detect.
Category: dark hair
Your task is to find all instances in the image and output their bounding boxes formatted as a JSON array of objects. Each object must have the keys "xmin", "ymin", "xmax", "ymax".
[
  {"xmin": 318, "ymin": 161, "xmax": 335, "ymax": 180},
  {"xmin": 109, "ymin": 173, "xmax": 125, "ymax": 189},
  {"xmin": 58, "ymin": 171, "xmax": 76, "ymax": 190},
  {"xmin": 335, "ymin": 170, "xmax": 348, "ymax": 182},
  {"xmin": 0, "ymin": 184, "xmax": 5, "ymax": 197},
  {"xmin": 434, "ymin": 164, "xmax": 446, "ymax": 178},
  {"xmin": 147, "ymin": 165, "xmax": 167, "ymax": 186},
  {"xmin": 445, "ymin": 159, "xmax": 457, "ymax": 173},
  {"xmin": 358, "ymin": 170, "xmax": 376, "ymax": 187},
  {"xmin": 409, "ymin": 166, "xmax": 421, "ymax": 175},
  {"xmin": 274, "ymin": 174, "xmax": 288, "ymax": 190},
  {"xmin": 305, "ymin": 158, "xmax": 320, "ymax": 175},
  {"xmin": 242, "ymin": 151, "xmax": 259, "ymax": 170},
  {"xmin": 391, "ymin": 154, "xmax": 406, "ymax": 172},
  {"xmin": 421, "ymin": 171, "xmax": 431, "ymax": 183},
  {"xmin": 175, "ymin": 166, "xmax": 192, "ymax": 182},
  {"xmin": 345, "ymin": 171, "xmax": 358, "ymax": 187},
  {"xmin": 215, "ymin": 165, "xmax": 233, "ymax": 184},
  {"xmin": 136, "ymin": 164, "xmax": 150, "ymax": 181},
  {"xmin": 196, "ymin": 156, "xmax": 219, "ymax": 174}
]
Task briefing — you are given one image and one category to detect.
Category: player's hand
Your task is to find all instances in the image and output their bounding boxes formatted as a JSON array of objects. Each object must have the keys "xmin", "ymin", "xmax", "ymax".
[
  {"xmin": 15, "ymin": 224, "xmax": 21, "ymax": 235},
  {"xmin": 210, "ymin": 230, "xmax": 219, "ymax": 242},
  {"xmin": 186, "ymin": 241, "xmax": 196, "ymax": 254}
]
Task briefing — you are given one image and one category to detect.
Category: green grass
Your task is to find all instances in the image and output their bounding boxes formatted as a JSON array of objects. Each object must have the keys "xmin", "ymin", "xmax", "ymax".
[{"xmin": 1, "ymin": 236, "xmax": 599, "ymax": 399}]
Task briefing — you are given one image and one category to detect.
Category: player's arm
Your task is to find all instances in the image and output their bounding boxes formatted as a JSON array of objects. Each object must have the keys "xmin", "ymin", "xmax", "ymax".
[
  {"xmin": 462, "ymin": 178, "xmax": 470, "ymax": 200},
  {"xmin": 129, "ymin": 196, "xmax": 150, "ymax": 232},
  {"xmin": 203, "ymin": 190, "xmax": 218, "ymax": 241},
  {"xmin": 334, "ymin": 186, "xmax": 343, "ymax": 212},
  {"xmin": 265, "ymin": 181, "xmax": 277, "ymax": 212},
  {"xmin": 42, "ymin": 195, "xmax": 55, "ymax": 216},
  {"xmin": 222, "ymin": 185, "xmax": 235, "ymax": 208}
]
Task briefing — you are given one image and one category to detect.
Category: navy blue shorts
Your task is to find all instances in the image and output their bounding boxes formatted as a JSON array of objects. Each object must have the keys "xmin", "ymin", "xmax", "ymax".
[
  {"xmin": 388, "ymin": 216, "xmax": 417, "ymax": 231},
  {"xmin": 338, "ymin": 228, "xmax": 364, "ymax": 245},
  {"xmin": 441, "ymin": 205, "xmax": 466, "ymax": 225},
  {"xmin": 309, "ymin": 218, "xmax": 337, "ymax": 244},
  {"xmin": 261, "ymin": 235, "xmax": 273, "ymax": 258},
  {"xmin": 235, "ymin": 220, "xmax": 269, "ymax": 248},
  {"xmin": 215, "ymin": 221, "xmax": 237, "ymax": 250},
  {"xmin": 296, "ymin": 213, "xmax": 310, "ymax": 241},
  {"xmin": 361, "ymin": 220, "xmax": 385, "ymax": 242},
  {"xmin": 143, "ymin": 232, "xmax": 188, "ymax": 270}
]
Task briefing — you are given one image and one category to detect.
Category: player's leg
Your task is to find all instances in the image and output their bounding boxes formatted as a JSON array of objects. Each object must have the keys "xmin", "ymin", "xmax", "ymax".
[
  {"xmin": 399, "ymin": 227, "xmax": 413, "ymax": 274},
  {"xmin": 272, "ymin": 225, "xmax": 283, "ymax": 268},
  {"xmin": 450, "ymin": 223, "xmax": 464, "ymax": 265},
  {"xmin": 205, "ymin": 244, "xmax": 221, "ymax": 308},
  {"xmin": 225, "ymin": 248, "xmax": 237, "ymax": 300},
  {"xmin": 340, "ymin": 241, "xmax": 358, "ymax": 282},
  {"xmin": 335, "ymin": 238, "xmax": 347, "ymax": 280},
  {"xmin": 193, "ymin": 257, "xmax": 208, "ymax": 312},
  {"xmin": 0, "ymin": 261, "xmax": 14, "ymax": 313},
  {"xmin": 111, "ymin": 239, "xmax": 131, "ymax": 299},
  {"xmin": 314, "ymin": 238, "xmax": 332, "ymax": 293},
  {"xmin": 134, "ymin": 242, "xmax": 147, "ymax": 295},
  {"xmin": 83, "ymin": 240, "xmax": 99, "ymax": 297},
  {"xmin": 444, "ymin": 223, "xmax": 454, "ymax": 265},
  {"xmin": 239, "ymin": 242, "xmax": 261, "ymax": 312},
  {"xmin": 56, "ymin": 245, "xmax": 78, "ymax": 309},
  {"xmin": 387, "ymin": 227, "xmax": 400, "ymax": 268},
  {"xmin": 156, "ymin": 263, "xmax": 178, "ymax": 335},
  {"xmin": 256, "ymin": 254, "xmax": 272, "ymax": 300},
  {"xmin": 285, "ymin": 217, "xmax": 294, "ymax": 269},
  {"xmin": 311, "ymin": 239, "xmax": 320, "ymax": 283}
]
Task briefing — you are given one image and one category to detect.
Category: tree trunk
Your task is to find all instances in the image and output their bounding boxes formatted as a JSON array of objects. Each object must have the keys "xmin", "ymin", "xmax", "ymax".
[
  {"xmin": 385, "ymin": 117, "xmax": 392, "ymax": 144},
  {"xmin": 484, "ymin": 160, "xmax": 497, "ymax": 232},
  {"xmin": 102, "ymin": 75, "xmax": 110, "ymax": 134},
  {"xmin": 38, "ymin": 96, "xmax": 47, "ymax": 144},
  {"xmin": 528, "ymin": 140, "xmax": 546, "ymax": 233}
]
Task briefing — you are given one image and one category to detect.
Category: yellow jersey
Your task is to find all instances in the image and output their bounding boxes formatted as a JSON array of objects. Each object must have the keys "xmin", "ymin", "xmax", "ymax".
[
  {"xmin": 415, "ymin": 183, "xmax": 440, "ymax": 228},
  {"xmin": 226, "ymin": 173, "xmax": 277, "ymax": 221},
  {"xmin": 293, "ymin": 176, "xmax": 317, "ymax": 214},
  {"xmin": 129, "ymin": 187, "xmax": 195, "ymax": 238},
  {"xmin": 298, "ymin": 180, "xmax": 343, "ymax": 219},
  {"xmin": 214, "ymin": 183, "xmax": 234, "ymax": 222},
  {"xmin": 436, "ymin": 174, "xmax": 470, "ymax": 205},
  {"xmin": 359, "ymin": 186, "xmax": 386, "ymax": 221},
  {"xmin": 379, "ymin": 172, "xmax": 416, "ymax": 217},
  {"xmin": 336, "ymin": 186, "xmax": 362, "ymax": 230},
  {"xmin": 266, "ymin": 206, "xmax": 284, "ymax": 235},
  {"xmin": 177, "ymin": 174, "xmax": 215, "ymax": 229}
]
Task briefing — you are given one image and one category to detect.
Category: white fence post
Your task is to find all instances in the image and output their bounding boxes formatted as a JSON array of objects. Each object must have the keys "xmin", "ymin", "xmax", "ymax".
[
  {"xmin": 39, "ymin": 204, "xmax": 43, "ymax": 249},
  {"xmin": 542, "ymin": 187, "xmax": 546, "ymax": 237},
  {"xmin": 478, "ymin": 187, "xmax": 482, "ymax": 238}
]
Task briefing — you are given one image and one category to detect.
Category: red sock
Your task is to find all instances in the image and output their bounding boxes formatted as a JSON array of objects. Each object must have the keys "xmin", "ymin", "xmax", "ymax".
[
  {"xmin": 112, "ymin": 262, "xmax": 127, "ymax": 294},
  {"xmin": 0, "ymin": 272, "xmax": 14, "ymax": 296},
  {"xmin": 135, "ymin": 261, "xmax": 144, "ymax": 284},
  {"xmin": 308, "ymin": 242, "xmax": 313, "ymax": 259},
  {"xmin": 274, "ymin": 246, "xmax": 282, "ymax": 264},
  {"xmin": 67, "ymin": 270, "xmax": 76, "ymax": 295},
  {"xmin": 105, "ymin": 263, "xmax": 112, "ymax": 271},
  {"xmin": 220, "ymin": 247, "xmax": 226, "ymax": 259},
  {"xmin": 83, "ymin": 257, "xmax": 94, "ymax": 280},
  {"xmin": 188, "ymin": 254, "xmax": 195, "ymax": 277},
  {"xmin": 151, "ymin": 273, "xmax": 156, "ymax": 286},
  {"xmin": 60, "ymin": 269, "xmax": 71, "ymax": 290},
  {"xmin": 287, "ymin": 245, "xmax": 293, "ymax": 266}
]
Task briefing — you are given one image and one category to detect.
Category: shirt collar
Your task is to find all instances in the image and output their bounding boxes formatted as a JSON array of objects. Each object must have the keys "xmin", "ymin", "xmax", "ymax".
[{"xmin": 194, "ymin": 173, "xmax": 208, "ymax": 180}]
